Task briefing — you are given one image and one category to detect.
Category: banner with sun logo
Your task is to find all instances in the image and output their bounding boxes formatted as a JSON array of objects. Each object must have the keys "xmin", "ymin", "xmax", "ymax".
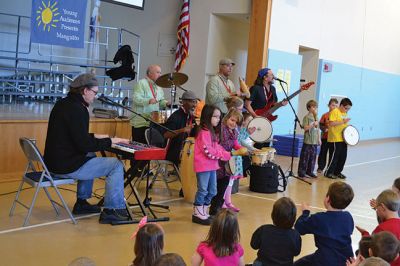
[{"xmin": 31, "ymin": 0, "xmax": 87, "ymax": 48}]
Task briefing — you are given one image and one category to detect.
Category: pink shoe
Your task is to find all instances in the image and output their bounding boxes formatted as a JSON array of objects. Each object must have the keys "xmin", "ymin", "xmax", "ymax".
[{"xmin": 225, "ymin": 202, "xmax": 240, "ymax": 212}]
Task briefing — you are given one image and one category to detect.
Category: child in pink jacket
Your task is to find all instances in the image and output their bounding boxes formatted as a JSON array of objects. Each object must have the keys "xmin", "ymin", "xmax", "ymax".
[{"xmin": 193, "ymin": 105, "xmax": 230, "ymax": 225}]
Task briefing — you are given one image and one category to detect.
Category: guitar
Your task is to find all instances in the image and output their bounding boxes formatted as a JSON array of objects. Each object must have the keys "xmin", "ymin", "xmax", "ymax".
[{"xmin": 255, "ymin": 81, "xmax": 315, "ymax": 121}]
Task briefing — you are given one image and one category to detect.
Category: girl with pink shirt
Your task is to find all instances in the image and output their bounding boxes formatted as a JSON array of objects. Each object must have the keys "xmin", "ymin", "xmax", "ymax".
[
  {"xmin": 192, "ymin": 105, "xmax": 231, "ymax": 225},
  {"xmin": 191, "ymin": 209, "xmax": 245, "ymax": 266},
  {"xmin": 211, "ymin": 108, "xmax": 246, "ymax": 214}
]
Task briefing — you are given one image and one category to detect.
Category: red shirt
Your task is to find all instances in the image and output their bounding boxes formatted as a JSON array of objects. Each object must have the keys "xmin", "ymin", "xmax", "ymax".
[
  {"xmin": 362, "ymin": 218, "xmax": 400, "ymax": 266},
  {"xmin": 319, "ymin": 112, "xmax": 330, "ymax": 139}
]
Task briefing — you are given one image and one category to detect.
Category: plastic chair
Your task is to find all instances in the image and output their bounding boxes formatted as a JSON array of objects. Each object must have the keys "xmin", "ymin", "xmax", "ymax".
[
  {"xmin": 141, "ymin": 127, "xmax": 182, "ymax": 196},
  {"xmin": 9, "ymin": 138, "xmax": 77, "ymax": 226}
]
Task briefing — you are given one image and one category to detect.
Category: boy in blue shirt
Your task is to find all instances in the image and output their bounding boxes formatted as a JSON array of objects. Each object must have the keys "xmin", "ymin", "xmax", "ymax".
[{"xmin": 294, "ymin": 181, "xmax": 354, "ymax": 266}]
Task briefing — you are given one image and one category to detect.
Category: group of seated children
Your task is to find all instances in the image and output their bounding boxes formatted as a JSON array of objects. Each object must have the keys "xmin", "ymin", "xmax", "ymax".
[{"xmin": 130, "ymin": 176, "xmax": 400, "ymax": 266}]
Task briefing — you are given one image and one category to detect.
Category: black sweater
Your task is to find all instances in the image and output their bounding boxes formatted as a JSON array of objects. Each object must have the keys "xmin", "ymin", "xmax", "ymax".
[{"xmin": 44, "ymin": 93, "xmax": 111, "ymax": 174}]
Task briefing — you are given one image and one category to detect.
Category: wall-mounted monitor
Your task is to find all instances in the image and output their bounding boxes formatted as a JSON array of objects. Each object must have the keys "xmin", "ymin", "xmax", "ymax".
[{"xmin": 102, "ymin": 0, "xmax": 145, "ymax": 10}]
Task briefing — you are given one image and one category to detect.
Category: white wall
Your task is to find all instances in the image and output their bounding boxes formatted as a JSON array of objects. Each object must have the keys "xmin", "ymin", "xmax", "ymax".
[
  {"xmin": 269, "ymin": 0, "xmax": 400, "ymax": 74},
  {"xmin": 181, "ymin": 0, "xmax": 250, "ymax": 99},
  {"xmin": 205, "ymin": 15, "xmax": 249, "ymax": 96}
]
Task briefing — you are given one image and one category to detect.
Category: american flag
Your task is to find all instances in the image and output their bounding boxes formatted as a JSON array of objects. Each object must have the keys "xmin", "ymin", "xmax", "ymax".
[{"xmin": 174, "ymin": 0, "xmax": 190, "ymax": 72}]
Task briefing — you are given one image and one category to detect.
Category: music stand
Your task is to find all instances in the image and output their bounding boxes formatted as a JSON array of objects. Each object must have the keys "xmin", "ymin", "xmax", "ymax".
[
  {"xmin": 275, "ymin": 80, "xmax": 311, "ymax": 185},
  {"xmin": 97, "ymin": 95, "xmax": 177, "ymax": 224}
]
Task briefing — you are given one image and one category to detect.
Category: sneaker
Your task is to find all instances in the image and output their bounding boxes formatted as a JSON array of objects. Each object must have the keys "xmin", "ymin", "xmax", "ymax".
[
  {"xmin": 72, "ymin": 199, "xmax": 101, "ymax": 215},
  {"xmin": 325, "ymin": 173, "xmax": 337, "ymax": 179},
  {"xmin": 337, "ymin": 173, "xmax": 347, "ymax": 179},
  {"xmin": 306, "ymin": 172, "xmax": 317, "ymax": 178},
  {"xmin": 298, "ymin": 174, "xmax": 306, "ymax": 178},
  {"xmin": 99, "ymin": 208, "xmax": 130, "ymax": 224}
]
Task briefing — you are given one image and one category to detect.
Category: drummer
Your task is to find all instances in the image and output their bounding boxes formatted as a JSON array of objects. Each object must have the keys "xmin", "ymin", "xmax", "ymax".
[
  {"xmin": 131, "ymin": 64, "xmax": 169, "ymax": 144},
  {"xmin": 163, "ymin": 90, "xmax": 198, "ymax": 167},
  {"xmin": 325, "ymin": 98, "xmax": 353, "ymax": 179},
  {"xmin": 245, "ymin": 68, "xmax": 288, "ymax": 148}
]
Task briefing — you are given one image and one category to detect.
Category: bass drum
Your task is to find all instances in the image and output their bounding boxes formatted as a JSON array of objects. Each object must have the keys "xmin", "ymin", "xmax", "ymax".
[
  {"xmin": 247, "ymin": 117, "xmax": 273, "ymax": 143},
  {"xmin": 343, "ymin": 125, "xmax": 360, "ymax": 146},
  {"xmin": 179, "ymin": 137, "xmax": 197, "ymax": 203}
]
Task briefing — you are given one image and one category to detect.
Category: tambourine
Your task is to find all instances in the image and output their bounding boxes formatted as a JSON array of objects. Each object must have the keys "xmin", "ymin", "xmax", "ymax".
[{"xmin": 343, "ymin": 125, "xmax": 359, "ymax": 146}]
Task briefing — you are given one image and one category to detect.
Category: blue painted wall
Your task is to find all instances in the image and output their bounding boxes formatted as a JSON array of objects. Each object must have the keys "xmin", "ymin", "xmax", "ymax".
[
  {"xmin": 267, "ymin": 49, "xmax": 400, "ymax": 140},
  {"xmin": 317, "ymin": 59, "xmax": 400, "ymax": 140},
  {"xmin": 267, "ymin": 49, "xmax": 303, "ymax": 136}
]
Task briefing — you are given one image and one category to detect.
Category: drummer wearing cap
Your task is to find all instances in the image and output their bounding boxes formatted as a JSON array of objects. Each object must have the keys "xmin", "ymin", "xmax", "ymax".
[
  {"xmin": 206, "ymin": 58, "xmax": 238, "ymax": 114},
  {"xmin": 163, "ymin": 90, "xmax": 198, "ymax": 167},
  {"xmin": 131, "ymin": 64, "xmax": 168, "ymax": 144},
  {"xmin": 44, "ymin": 73, "xmax": 131, "ymax": 224},
  {"xmin": 325, "ymin": 98, "xmax": 352, "ymax": 179}
]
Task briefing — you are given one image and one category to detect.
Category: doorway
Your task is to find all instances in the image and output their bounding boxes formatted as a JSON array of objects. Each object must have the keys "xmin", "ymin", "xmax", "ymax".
[{"xmin": 297, "ymin": 46, "xmax": 320, "ymax": 133}]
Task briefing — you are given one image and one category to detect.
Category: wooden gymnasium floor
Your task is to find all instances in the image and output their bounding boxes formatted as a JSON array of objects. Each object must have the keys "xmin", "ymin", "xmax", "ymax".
[{"xmin": 0, "ymin": 138, "xmax": 399, "ymax": 266}]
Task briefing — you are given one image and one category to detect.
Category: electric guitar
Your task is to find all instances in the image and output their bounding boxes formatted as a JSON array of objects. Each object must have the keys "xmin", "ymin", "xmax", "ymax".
[{"xmin": 255, "ymin": 81, "xmax": 315, "ymax": 121}]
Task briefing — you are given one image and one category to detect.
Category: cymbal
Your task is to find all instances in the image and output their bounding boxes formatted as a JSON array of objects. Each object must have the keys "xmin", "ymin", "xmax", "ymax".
[{"xmin": 155, "ymin": 72, "xmax": 188, "ymax": 88}]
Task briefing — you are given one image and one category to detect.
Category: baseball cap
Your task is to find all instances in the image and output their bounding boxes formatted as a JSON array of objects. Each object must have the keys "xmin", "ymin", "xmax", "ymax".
[{"xmin": 219, "ymin": 58, "xmax": 235, "ymax": 66}]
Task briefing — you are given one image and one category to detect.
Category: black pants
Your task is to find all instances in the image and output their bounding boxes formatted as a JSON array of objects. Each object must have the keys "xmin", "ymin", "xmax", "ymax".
[
  {"xmin": 210, "ymin": 175, "xmax": 230, "ymax": 215},
  {"xmin": 132, "ymin": 126, "xmax": 148, "ymax": 144},
  {"xmin": 325, "ymin": 141, "xmax": 347, "ymax": 175},
  {"xmin": 317, "ymin": 138, "xmax": 333, "ymax": 171}
]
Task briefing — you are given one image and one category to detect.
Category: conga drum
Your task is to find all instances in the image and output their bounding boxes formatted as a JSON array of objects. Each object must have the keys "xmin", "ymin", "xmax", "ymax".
[{"xmin": 179, "ymin": 137, "xmax": 197, "ymax": 203}]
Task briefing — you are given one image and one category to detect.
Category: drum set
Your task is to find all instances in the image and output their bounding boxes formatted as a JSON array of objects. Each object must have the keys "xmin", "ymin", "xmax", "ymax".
[{"xmin": 151, "ymin": 72, "xmax": 189, "ymax": 124}]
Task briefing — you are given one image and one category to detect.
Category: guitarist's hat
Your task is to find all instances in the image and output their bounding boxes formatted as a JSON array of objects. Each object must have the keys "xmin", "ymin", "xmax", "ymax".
[{"xmin": 258, "ymin": 68, "xmax": 271, "ymax": 78}]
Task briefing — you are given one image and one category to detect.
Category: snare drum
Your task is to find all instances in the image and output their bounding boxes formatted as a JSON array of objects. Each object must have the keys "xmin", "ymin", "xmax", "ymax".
[
  {"xmin": 247, "ymin": 117, "xmax": 273, "ymax": 143},
  {"xmin": 224, "ymin": 157, "xmax": 236, "ymax": 175},
  {"xmin": 179, "ymin": 137, "xmax": 196, "ymax": 203},
  {"xmin": 251, "ymin": 147, "xmax": 276, "ymax": 166},
  {"xmin": 343, "ymin": 125, "xmax": 360, "ymax": 146}
]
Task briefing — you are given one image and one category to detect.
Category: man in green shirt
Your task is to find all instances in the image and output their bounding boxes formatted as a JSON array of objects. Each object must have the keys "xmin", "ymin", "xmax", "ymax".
[
  {"xmin": 131, "ymin": 64, "xmax": 168, "ymax": 143},
  {"xmin": 205, "ymin": 58, "xmax": 237, "ymax": 114}
]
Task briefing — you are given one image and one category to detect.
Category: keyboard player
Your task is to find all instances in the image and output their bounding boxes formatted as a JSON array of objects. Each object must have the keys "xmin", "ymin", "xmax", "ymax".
[{"xmin": 43, "ymin": 73, "xmax": 131, "ymax": 224}]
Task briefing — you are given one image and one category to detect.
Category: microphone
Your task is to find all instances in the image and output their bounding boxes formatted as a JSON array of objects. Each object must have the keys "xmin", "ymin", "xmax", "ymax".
[
  {"xmin": 97, "ymin": 94, "xmax": 108, "ymax": 104},
  {"xmin": 273, "ymin": 77, "xmax": 287, "ymax": 84}
]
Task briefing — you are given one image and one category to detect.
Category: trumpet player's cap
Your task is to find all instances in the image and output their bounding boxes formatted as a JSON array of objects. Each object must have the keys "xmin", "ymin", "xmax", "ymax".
[
  {"xmin": 258, "ymin": 68, "xmax": 271, "ymax": 78},
  {"xmin": 219, "ymin": 58, "xmax": 235, "ymax": 66},
  {"xmin": 181, "ymin": 90, "xmax": 197, "ymax": 100}
]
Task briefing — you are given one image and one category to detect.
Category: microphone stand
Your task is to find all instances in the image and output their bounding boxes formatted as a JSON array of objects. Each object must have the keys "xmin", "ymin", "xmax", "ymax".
[
  {"xmin": 276, "ymin": 80, "xmax": 311, "ymax": 185},
  {"xmin": 97, "ymin": 95, "xmax": 177, "ymax": 224}
]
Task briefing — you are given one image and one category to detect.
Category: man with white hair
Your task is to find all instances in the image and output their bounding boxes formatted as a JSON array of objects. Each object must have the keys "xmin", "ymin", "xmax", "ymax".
[{"xmin": 131, "ymin": 64, "xmax": 168, "ymax": 143}]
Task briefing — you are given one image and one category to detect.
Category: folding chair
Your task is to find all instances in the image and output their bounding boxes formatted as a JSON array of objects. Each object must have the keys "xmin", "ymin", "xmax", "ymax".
[
  {"xmin": 9, "ymin": 138, "xmax": 77, "ymax": 226},
  {"xmin": 140, "ymin": 127, "xmax": 182, "ymax": 196}
]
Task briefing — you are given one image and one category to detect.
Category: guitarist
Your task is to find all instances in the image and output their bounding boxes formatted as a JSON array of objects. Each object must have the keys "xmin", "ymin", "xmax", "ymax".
[
  {"xmin": 245, "ymin": 68, "xmax": 288, "ymax": 119},
  {"xmin": 245, "ymin": 68, "xmax": 287, "ymax": 148}
]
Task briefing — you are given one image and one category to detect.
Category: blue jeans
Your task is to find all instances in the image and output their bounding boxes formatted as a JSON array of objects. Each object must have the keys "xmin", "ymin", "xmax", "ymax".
[
  {"xmin": 194, "ymin": 171, "xmax": 217, "ymax": 206},
  {"xmin": 55, "ymin": 155, "xmax": 125, "ymax": 209}
]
